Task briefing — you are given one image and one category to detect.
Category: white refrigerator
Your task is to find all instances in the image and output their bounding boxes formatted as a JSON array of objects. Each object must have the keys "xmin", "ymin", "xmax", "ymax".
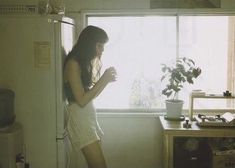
[{"xmin": 0, "ymin": 15, "xmax": 75, "ymax": 168}]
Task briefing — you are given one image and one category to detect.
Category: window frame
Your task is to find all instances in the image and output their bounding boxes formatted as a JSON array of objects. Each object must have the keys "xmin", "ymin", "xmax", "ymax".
[{"xmin": 81, "ymin": 9, "xmax": 235, "ymax": 113}]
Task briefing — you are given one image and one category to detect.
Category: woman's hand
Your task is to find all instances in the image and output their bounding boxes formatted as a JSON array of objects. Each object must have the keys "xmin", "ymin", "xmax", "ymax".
[{"xmin": 101, "ymin": 67, "xmax": 117, "ymax": 83}]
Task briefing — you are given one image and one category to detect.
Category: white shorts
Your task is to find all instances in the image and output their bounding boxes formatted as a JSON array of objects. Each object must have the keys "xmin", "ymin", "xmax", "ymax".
[{"xmin": 66, "ymin": 102, "xmax": 103, "ymax": 151}]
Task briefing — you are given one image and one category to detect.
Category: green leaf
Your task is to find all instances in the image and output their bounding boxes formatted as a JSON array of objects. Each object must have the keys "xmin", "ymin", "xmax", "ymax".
[
  {"xmin": 167, "ymin": 67, "xmax": 172, "ymax": 72},
  {"xmin": 161, "ymin": 65, "xmax": 167, "ymax": 72},
  {"xmin": 162, "ymin": 88, "xmax": 168, "ymax": 95},
  {"xmin": 161, "ymin": 75, "xmax": 166, "ymax": 81},
  {"xmin": 166, "ymin": 91, "xmax": 172, "ymax": 97},
  {"xmin": 160, "ymin": 57, "xmax": 201, "ymax": 98},
  {"xmin": 187, "ymin": 77, "xmax": 194, "ymax": 84},
  {"xmin": 193, "ymin": 68, "xmax": 201, "ymax": 77},
  {"xmin": 178, "ymin": 84, "xmax": 183, "ymax": 88},
  {"xmin": 188, "ymin": 58, "xmax": 195, "ymax": 65}
]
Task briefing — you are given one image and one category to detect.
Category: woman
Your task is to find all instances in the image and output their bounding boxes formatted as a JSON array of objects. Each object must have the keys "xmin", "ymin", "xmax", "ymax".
[{"xmin": 63, "ymin": 25, "xmax": 117, "ymax": 168}]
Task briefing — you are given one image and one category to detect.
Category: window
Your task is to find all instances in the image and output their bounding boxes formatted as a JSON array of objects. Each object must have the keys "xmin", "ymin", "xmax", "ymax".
[{"xmin": 86, "ymin": 13, "xmax": 235, "ymax": 110}]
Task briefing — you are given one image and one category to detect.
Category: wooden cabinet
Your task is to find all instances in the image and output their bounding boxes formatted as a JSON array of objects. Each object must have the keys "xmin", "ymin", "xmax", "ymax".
[{"xmin": 159, "ymin": 116, "xmax": 235, "ymax": 168}]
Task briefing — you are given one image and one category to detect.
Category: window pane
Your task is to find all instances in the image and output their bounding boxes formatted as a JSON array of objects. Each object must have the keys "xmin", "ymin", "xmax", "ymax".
[
  {"xmin": 179, "ymin": 16, "xmax": 229, "ymax": 109},
  {"xmin": 87, "ymin": 15, "xmax": 231, "ymax": 110},
  {"xmin": 88, "ymin": 16, "xmax": 177, "ymax": 108}
]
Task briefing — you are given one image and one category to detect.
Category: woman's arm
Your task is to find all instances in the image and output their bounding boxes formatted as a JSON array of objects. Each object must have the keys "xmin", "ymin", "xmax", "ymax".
[
  {"xmin": 65, "ymin": 59, "xmax": 116, "ymax": 107},
  {"xmin": 92, "ymin": 66, "xmax": 117, "ymax": 98}
]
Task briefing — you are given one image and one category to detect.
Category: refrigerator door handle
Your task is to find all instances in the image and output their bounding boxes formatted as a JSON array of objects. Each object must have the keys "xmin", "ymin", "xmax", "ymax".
[
  {"xmin": 53, "ymin": 19, "xmax": 75, "ymax": 26},
  {"xmin": 56, "ymin": 127, "xmax": 69, "ymax": 141},
  {"xmin": 56, "ymin": 137, "xmax": 65, "ymax": 141}
]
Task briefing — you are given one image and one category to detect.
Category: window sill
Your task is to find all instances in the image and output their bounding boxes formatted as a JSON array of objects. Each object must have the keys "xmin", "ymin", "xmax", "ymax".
[{"xmin": 96, "ymin": 108, "xmax": 235, "ymax": 118}]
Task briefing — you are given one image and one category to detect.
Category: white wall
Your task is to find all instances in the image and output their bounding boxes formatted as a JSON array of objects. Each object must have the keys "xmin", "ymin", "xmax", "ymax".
[
  {"xmin": 65, "ymin": 0, "xmax": 149, "ymax": 11},
  {"xmin": 64, "ymin": 0, "xmax": 235, "ymax": 11},
  {"xmin": 210, "ymin": 0, "xmax": 221, "ymax": 7},
  {"xmin": 69, "ymin": 113, "xmax": 163, "ymax": 168},
  {"xmin": 2, "ymin": 0, "xmax": 235, "ymax": 9},
  {"xmin": 100, "ymin": 114, "xmax": 163, "ymax": 168}
]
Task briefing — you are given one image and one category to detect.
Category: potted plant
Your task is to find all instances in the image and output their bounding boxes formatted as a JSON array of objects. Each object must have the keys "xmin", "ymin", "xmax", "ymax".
[{"xmin": 161, "ymin": 57, "xmax": 201, "ymax": 119}]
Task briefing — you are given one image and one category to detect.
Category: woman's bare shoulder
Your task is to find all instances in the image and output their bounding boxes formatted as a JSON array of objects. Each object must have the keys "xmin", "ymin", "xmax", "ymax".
[
  {"xmin": 64, "ymin": 58, "xmax": 80, "ymax": 81},
  {"xmin": 66, "ymin": 58, "xmax": 78, "ymax": 66},
  {"xmin": 65, "ymin": 58, "xmax": 81, "ymax": 70}
]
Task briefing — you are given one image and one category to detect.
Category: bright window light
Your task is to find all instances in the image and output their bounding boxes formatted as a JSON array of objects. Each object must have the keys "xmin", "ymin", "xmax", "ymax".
[
  {"xmin": 179, "ymin": 16, "xmax": 228, "ymax": 109},
  {"xmin": 87, "ymin": 15, "xmax": 230, "ymax": 109}
]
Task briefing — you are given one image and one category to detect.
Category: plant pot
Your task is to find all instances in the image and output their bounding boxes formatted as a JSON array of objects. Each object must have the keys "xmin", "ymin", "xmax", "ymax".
[{"xmin": 165, "ymin": 99, "xmax": 184, "ymax": 119}]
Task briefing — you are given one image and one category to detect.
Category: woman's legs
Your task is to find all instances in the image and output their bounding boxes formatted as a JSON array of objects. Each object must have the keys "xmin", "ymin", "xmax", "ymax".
[{"xmin": 81, "ymin": 140, "xmax": 107, "ymax": 168}]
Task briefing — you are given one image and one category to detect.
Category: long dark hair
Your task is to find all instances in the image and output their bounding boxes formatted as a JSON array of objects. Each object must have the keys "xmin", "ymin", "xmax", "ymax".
[{"xmin": 65, "ymin": 25, "xmax": 108, "ymax": 90}]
